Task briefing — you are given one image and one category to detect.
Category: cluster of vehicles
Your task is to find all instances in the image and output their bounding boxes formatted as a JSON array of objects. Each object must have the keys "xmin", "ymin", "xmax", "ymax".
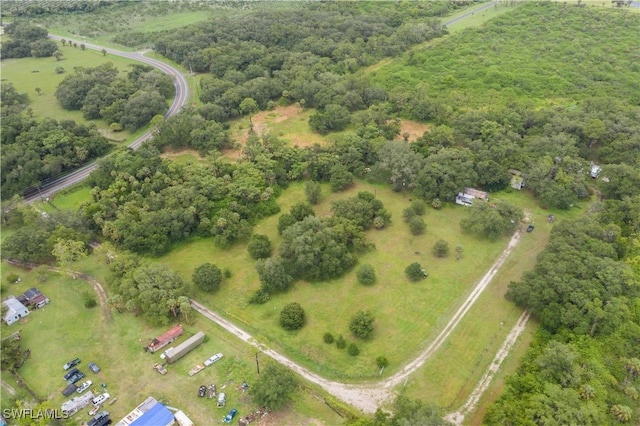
[
  {"xmin": 87, "ymin": 409, "xmax": 112, "ymax": 426},
  {"xmin": 61, "ymin": 358, "xmax": 102, "ymax": 395}
]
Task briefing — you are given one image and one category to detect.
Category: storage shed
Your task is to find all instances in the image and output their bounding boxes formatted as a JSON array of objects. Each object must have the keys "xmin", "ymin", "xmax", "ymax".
[{"xmin": 3, "ymin": 297, "xmax": 29, "ymax": 325}]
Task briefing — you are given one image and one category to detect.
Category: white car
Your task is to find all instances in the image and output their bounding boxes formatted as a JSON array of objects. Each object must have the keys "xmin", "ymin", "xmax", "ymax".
[
  {"xmin": 204, "ymin": 353, "xmax": 223, "ymax": 367},
  {"xmin": 76, "ymin": 380, "xmax": 92, "ymax": 394},
  {"xmin": 92, "ymin": 392, "xmax": 110, "ymax": 406}
]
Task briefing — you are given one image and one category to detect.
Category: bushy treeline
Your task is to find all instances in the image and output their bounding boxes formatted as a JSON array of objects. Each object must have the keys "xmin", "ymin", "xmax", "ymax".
[
  {"xmin": 55, "ymin": 62, "xmax": 173, "ymax": 130},
  {"xmin": 152, "ymin": 2, "xmax": 447, "ymax": 120},
  {"xmin": 1, "ymin": 0, "xmax": 113, "ymax": 18},
  {"xmin": 1, "ymin": 111, "xmax": 111, "ymax": 199},
  {"xmin": 0, "ymin": 21, "xmax": 58, "ymax": 58},
  {"xmin": 485, "ymin": 207, "xmax": 640, "ymax": 424},
  {"xmin": 373, "ymin": 2, "xmax": 640, "ymax": 117}
]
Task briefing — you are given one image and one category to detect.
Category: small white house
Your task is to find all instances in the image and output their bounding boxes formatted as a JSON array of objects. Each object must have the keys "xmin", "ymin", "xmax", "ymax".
[
  {"xmin": 2, "ymin": 297, "xmax": 29, "ymax": 325},
  {"xmin": 590, "ymin": 164, "xmax": 602, "ymax": 179}
]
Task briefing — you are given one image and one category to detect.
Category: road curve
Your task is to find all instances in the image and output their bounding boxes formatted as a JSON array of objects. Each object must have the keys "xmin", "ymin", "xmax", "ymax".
[{"xmin": 24, "ymin": 37, "xmax": 189, "ymax": 203}]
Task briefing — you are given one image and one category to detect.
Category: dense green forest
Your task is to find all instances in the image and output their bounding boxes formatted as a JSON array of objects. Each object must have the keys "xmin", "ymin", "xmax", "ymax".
[{"xmin": 1, "ymin": 1, "xmax": 639, "ymax": 424}]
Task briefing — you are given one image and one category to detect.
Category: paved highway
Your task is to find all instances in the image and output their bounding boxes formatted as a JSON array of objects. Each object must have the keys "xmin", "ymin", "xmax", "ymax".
[{"xmin": 24, "ymin": 37, "xmax": 189, "ymax": 203}]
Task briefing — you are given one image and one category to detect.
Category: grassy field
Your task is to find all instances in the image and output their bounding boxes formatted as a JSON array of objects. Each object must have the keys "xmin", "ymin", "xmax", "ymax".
[
  {"xmin": 155, "ymin": 181, "xmax": 521, "ymax": 380},
  {"xmin": 0, "ymin": 263, "xmax": 343, "ymax": 425},
  {"xmin": 1, "ymin": 43, "xmax": 136, "ymax": 139}
]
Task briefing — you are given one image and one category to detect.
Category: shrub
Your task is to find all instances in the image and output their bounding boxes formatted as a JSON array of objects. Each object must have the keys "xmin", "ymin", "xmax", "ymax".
[
  {"xmin": 224, "ymin": 268, "xmax": 232, "ymax": 278},
  {"xmin": 82, "ymin": 291, "xmax": 97, "ymax": 309},
  {"xmin": 433, "ymin": 239, "xmax": 449, "ymax": 257},
  {"xmin": 410, "ymin": 200, "xmax": 426, "ymax": 215},
  {"xmin": 248, "ymin": 289, "xmax": 270, "ymax": 304},
  {"xmin": 247, "ymin": 234, "xmax": 272, "ymax": 259},
  {"xmin": 192, "ymin": 263, "xmax": 222, "ymax": 292},
  {"xmin": 408, "ymin": 216, "xmax": 426, "ymax": 235},
  {"xmin": 305, "ymin": 181, "xmax": 321, "ymax": 204},
  {"xmin": 110, "ymin": 122, "xmax": 123, "ymax": 132},
  {"xmin": 55, "ymin": 66, "xmax": 65, "ymax": 74},
  {"xmin": 405, "ymin": 262, "xmax": 428, "ymax": 281},
  {"xmin": 323, "ymin": 332, "xmax": 334, "ymax": 344},
  {"xmin": 432, "ymin": 198, "xmax": 442, "ymax": 209},
  {"xmin": 349, "ymin": 310, "xmax": 375, "ymax": 338},
  {"xmin": 279, "ymin": 302, "xmax": 305, "ymax": 330},
  {"xmin": 348, "ymin": 343, "xmax": 360, "ymax": 356},
  {"xmin": 336, "ymin": 335, "xmax": 346, "ymax": 349},
  {"xmin": 373, "ymin": 216, "xmax": 386, "ymax": 229},
  {"xmin": 6, "ymin": 273, "xmax": 19, "ymax": 284},
  {"xmin": 376, "ymin": 356, "xmax": 389, "ymax": 369},
  {"xmin": 356, "ymin": 264, "xmax": 376, "ymax": 286}
]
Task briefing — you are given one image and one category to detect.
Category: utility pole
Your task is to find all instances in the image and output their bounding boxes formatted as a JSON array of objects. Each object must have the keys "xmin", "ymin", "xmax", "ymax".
[{"xmin": 255, "ymin": 352, "xmax": 260, "ymax": 374}]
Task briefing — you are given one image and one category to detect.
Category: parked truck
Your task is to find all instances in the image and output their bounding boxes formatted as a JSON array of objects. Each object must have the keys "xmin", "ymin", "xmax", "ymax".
[{"xmin": 164, "ymin": 332, "xmax": 205, "ymax": 364}]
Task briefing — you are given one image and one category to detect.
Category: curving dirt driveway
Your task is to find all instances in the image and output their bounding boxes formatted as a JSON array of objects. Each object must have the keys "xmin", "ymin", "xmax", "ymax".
[{"xmin": 192, "ymin": 219, "xmax": 529, "ymax": 414}]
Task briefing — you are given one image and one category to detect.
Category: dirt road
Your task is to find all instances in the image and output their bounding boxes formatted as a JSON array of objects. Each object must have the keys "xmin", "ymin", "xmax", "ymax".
[
  {"xmin": 444, "ymin": 310, "xmax": 531, "ymax": 425},
  {"xmin": 191, "ymin": 219, "xmax": 529, "ymax": 414}
]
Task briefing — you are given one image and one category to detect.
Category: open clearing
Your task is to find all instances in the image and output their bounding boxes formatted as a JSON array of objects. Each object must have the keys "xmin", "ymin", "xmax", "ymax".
[{"xmin": 0, "ymin": 263, "xmax": 343, "ymax": 425}]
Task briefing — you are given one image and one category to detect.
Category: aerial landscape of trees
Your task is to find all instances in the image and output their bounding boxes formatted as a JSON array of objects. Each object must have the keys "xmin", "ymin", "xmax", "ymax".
[{"xmin": 1, "ymin": 0, "xmax": 640, "ymax": 424}]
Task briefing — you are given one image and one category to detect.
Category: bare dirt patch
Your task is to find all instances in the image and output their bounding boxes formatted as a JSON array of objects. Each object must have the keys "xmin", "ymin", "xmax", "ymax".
[
  {"xmin": 159, "ymin": 148, "xmax": 205, "ymax": 161},
  {"xmin": 398, "ymin": 120, "xmax": 430, "ymax": 142}
]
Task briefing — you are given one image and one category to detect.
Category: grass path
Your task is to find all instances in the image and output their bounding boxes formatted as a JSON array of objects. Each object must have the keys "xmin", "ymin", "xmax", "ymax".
[{"xmin": 445, "ymin": 310, "xmax": 531, "ymax": 425}]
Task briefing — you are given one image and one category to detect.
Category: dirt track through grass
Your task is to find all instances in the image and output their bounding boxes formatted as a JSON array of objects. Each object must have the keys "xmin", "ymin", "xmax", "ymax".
[{"xmin": 191, "ymin": 215, "xmax": 529, "ymax": 413}]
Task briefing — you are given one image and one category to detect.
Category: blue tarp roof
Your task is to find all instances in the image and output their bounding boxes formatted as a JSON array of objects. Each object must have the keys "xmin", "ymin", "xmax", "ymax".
[{"xmin": 129, "ymin": 403, "xmax": 173, "ymax": 426}]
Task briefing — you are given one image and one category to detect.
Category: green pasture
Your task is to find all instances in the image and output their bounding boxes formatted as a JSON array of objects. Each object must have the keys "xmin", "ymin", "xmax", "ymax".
[
  {"xmin": 1, "ymin": 44, "xmax": 136, "ymax": 139},
  {"xmin": 157, "ymin": 181, "xmax": 518, "ymax": 381},
  {"xmin": 0, "ymin": 263, "xmax": 343, "ymax": 425},
  {"xmin": 401, "ymin": 189, "xmax": 591, "ymax": 409}
]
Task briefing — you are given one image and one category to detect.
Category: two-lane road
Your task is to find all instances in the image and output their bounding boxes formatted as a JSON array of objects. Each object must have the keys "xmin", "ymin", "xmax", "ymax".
[{"xmin": 24, "ymin": 37, "xmax": 189, "ymax": 203}]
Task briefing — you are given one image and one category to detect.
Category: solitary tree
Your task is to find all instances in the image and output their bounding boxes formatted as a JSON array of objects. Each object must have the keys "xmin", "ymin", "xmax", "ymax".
[
  {"xmin": 80, "ymin": 43, "xmax": 86, "ymax": 50},
  {"xmin": 279, "ymin": 302, "xmax": 305, "ymax": 330},
  {"xmin": 408, "ymin": 215, "xmax": 427, "ymax": 235},
  {"xmin": 192, "ymin": 263, "xmax": 222, "ymax": 292},
  {"xmin": 348, "ymin": 343, "xmax": 360, "ymax": 356},
  {"xmin": 53, "ymin": 50, "xmax": 63, "ymax": 61},
  {"xmin": 405, "ymin": 262, "xmax": 428, "ymax": 281},
  {"xmin": 35, "ymin": 87, "xmax": 42, "ymax": 96},
  {"xmin": 433, "ymin": 239, "xmax": 449, "ymax": 257},
  {"xmin": 455, "ymin": 244, "xmax": 464, "ymax": 260},
  {"xmin": 349, "ymin": 310, "xmax": 375, "ymax": 338},
  {"xmin": 305, "ymin": 181, "xmax": 321, "ymax": 205},
  {"xmin": 251, "ymin": 363, "xmax": 297, "ymax": 410},
  {"xmin": 376, "ymin": 356, "xmax": 389, "ymax": 369},
  {"xmin": 101, "ymin": 48, "xmax": 107, "ymax": 56},
  {"xmin": 356, "ymin": 264, "xmax": 376, "ymax": 286},
  {"xmin": 247, "ymin": 234, "xmax": 272, "ymax": 259}
]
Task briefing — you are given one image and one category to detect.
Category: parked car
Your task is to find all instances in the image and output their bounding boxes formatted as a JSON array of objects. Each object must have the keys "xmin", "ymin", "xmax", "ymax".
[
  {"xmin": 63, "ymin": 358, "xmax": 81, "ymax": 370},
  {"xmin": 88, "ymin": 362, "xmax": 101, "ymax": 373},
  {"xmin": 63, "ymin": 367, "xmax": 79, "ymax": 381},
  {"xmin": 67, "ymin": 371, "xmax": 85, "ymax": 385},
  {"xmin": 88, "ymin": 411, "xmax": 110, "ymax": 426},
  {"xmin": 198, "ymin": 385, "xmax": 206, "ymax": 397},
  {"xmin": 204, "ymin": 353, "xmax": 223, "ymax": 367},
  {"xmin": 61, "ymin": 383, "xmax": 77, "ymax": 397},
  {"xmin": 527, "ymin": 224, "xmax": 535, "ymax": 233},
  {"xmin": 92, "ymin": 393, "xmax": 110, "ymax": 406},
  {"xmin": 76, "ymin": 380, "xmax": 92, "ymax": 394},
  {"xmin": 217, "ymin": 392, "xmax": 226, "ymax": 407},
  {"xmin": 224, "ymin": 408, "xmax": 238, "ymax": 423}
]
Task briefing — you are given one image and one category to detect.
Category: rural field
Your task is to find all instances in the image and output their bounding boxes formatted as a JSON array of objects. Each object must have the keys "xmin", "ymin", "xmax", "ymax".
[
  {"xmin": 0, "ymin": 263, "xmax": 344, "ymax": 425},
  {"xmin": 3, "ymin": 1, "xmax": 638, "ymax": 424}
]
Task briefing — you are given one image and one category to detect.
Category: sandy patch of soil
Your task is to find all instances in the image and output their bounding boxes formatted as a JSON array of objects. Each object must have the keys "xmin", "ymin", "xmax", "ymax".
[{"xmin": 398, "ymin": 120, "xmax": 430, "ymax": 142}]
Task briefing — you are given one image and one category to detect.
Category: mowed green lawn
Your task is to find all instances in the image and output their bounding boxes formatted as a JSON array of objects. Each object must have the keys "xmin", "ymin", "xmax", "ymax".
[
  {"xmin": 0, "ymin": 263, "xmax": 343, "ymax": 425},
  {"xmin": 157, "ymin": 181, "xmax": 514, "ymax": 380}
]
